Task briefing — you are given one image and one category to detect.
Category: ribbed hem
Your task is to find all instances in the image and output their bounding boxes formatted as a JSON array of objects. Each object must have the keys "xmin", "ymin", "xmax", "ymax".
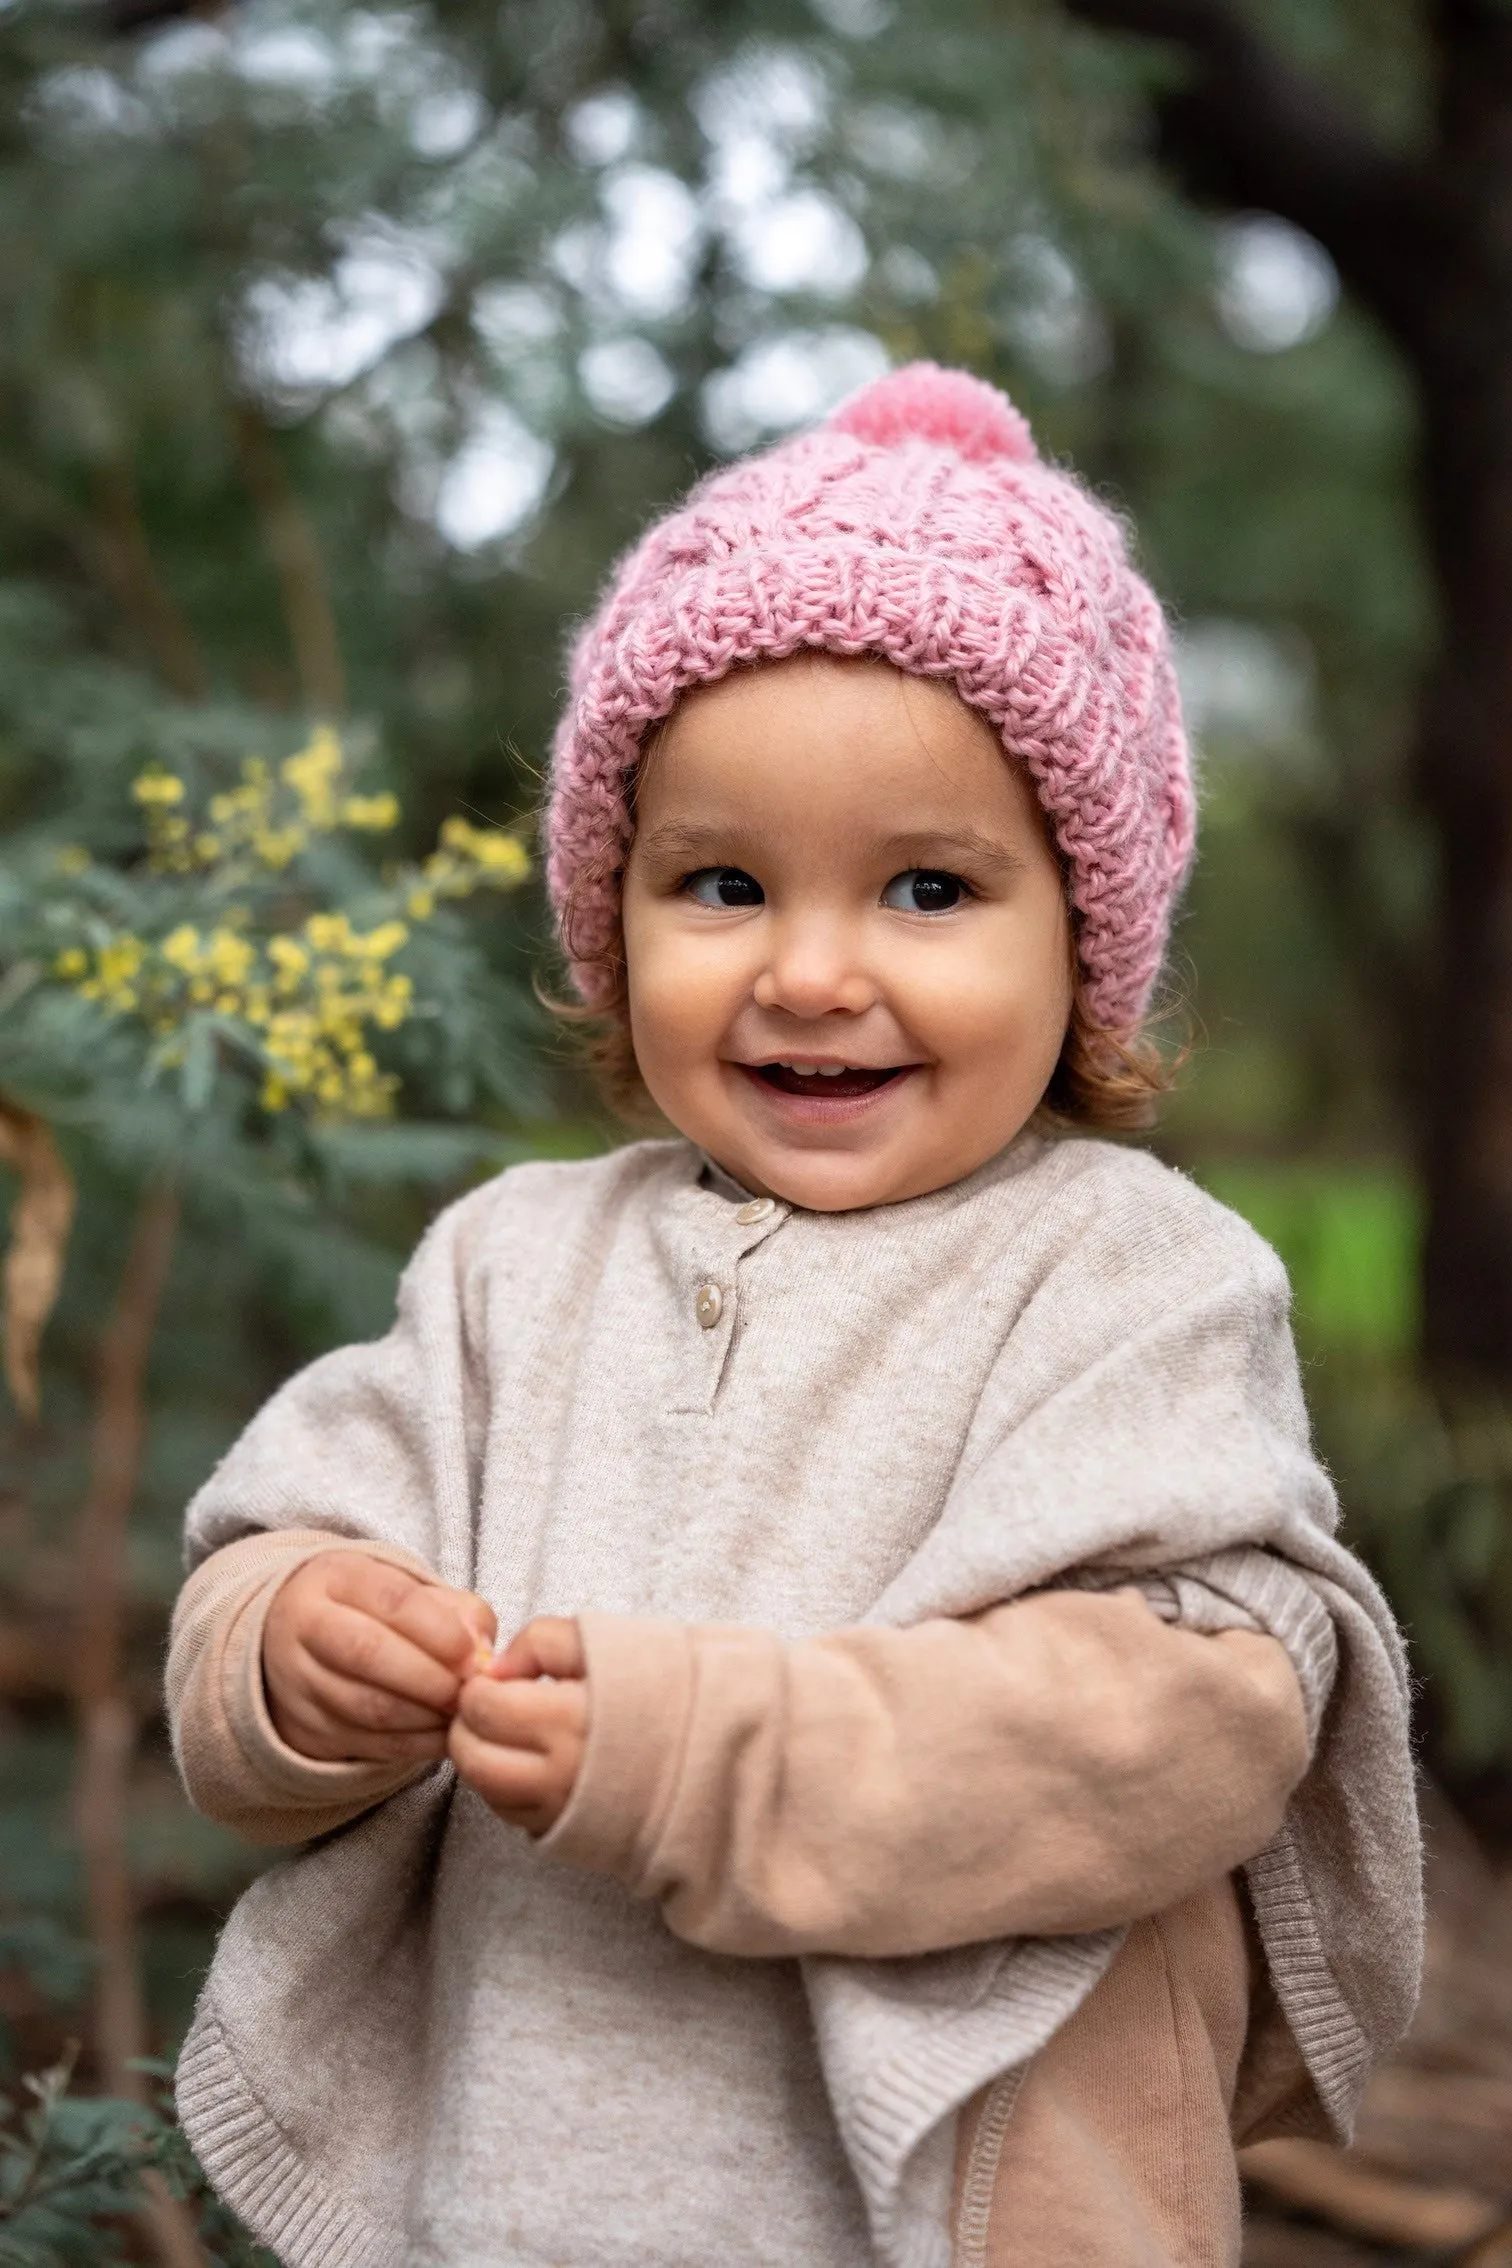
[
  {"xmin": 1131, "ymin": 1548, "xmax": 1372, "ymax": 2134},
  {"xmin": 177, "ymin": 1998, "xmax": 403, "ymax": 2268},
  {"xmin": 1246, "ymin": 1823, "xmax": 1373, "ymax": 2138},
  {"xmin": 808, "ymin": 1928, "xmax": 1123, "ymax": 2268},
  {"xmin": 1094, "ymin": 1546, "xmax": 1341, "ymax": 1751},
  {"xmin": 1152, "ymin": 1548, "xmax": 1374, "ymax": 2135}
]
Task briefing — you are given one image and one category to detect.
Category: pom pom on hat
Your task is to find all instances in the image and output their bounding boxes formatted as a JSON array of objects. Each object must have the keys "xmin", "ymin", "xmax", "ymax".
[{"xmin": 828, "ymin": 361, "xmax": 1036, "ymax": 465}]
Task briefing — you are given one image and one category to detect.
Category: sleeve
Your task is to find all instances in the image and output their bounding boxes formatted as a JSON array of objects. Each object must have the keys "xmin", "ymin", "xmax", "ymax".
[
  {"xmin": 167, "ymin": 1181, "xmax": 493, "ymax": 1842},
  {"xmin": 166, "ymin": 1529, "xmax": 441, "ymax": 1845},
  {"xmin": 541, "ymin": 1584, "xmax": 1310, "ymax": 1959}
]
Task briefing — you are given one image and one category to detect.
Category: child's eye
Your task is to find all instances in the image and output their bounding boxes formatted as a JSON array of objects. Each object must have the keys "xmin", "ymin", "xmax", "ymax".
[
  {"xmin": 881, "ymin": 869, "xmax": 966, "ymax": 914},
  {"xmin": 685, "ymin": 867, "xmax": 765, "ymax": 908}
]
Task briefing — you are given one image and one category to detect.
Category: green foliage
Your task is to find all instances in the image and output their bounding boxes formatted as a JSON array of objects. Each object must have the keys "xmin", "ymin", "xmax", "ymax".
[
  {"xmin": 1199, "ymin": 1163, "xmax": 1419, "ymax": 1358},
  {"xmin": 0, "ymin": 0, "xmax": 1498, "ymax": 2249},
  {"xmin": 4, "ymin": 716, "xmax": 534, "ymax": 1133},
  {"xmin": 0, "ymin": 2051, "xmax": 275, "ymax": 2267},
  {"xmin": 1300, "ymin": 1370, "xmax": 1512, "ymax": 1777},
  {"xmin": 0, "ymin": 1925, "xmax": 272, "ymax": 2265},
  {"xmin": 1196, "ymin": 1158, "xmax": 1512, "ymax": 1778},
  {"xmin": 1, "ymin": 2057, "xmax": 162, "ymax": 2267}
]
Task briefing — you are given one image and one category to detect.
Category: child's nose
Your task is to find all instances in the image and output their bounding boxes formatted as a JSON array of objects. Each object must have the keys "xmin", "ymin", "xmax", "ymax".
[{"xmin": 752, "ymin": 913, "xmax": 879, "ymax": 1019}]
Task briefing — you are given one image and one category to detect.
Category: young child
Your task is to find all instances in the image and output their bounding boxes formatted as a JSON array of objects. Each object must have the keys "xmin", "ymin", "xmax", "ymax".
[{"xmin": 167, "ymin": 364, "xmax": 1420, "ymax": 2268}]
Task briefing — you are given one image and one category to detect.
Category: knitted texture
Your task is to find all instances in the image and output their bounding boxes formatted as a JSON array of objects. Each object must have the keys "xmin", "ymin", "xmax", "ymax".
[{"xmin": 545, "ymin": 362, "xmax": 1195, "ymax": 1033}]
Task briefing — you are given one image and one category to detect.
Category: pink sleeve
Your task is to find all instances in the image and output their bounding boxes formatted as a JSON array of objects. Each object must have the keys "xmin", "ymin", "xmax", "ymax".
[{"xmin": 543, "ymin": 1587, "xmax": 1309, "ymax": 1959}]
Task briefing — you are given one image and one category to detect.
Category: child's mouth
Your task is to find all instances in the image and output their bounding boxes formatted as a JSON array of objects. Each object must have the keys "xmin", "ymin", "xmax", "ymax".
[{"xmin": 750, "ymin": 1063, "xmax": 907, "ymax": 1099}]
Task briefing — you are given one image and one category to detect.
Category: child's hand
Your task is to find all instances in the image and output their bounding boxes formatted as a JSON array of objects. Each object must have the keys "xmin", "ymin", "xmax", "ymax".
[
  {"xmin": 262, "ymin": 1549, "xmax": 497, "ymax": 1765},
  {"xmin": 449, "ymin": 1615, "xmax": 589, "ymax": 1836}
]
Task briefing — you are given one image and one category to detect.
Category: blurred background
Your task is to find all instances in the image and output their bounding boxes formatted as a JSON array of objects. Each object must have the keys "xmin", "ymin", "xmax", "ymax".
[{"xmin": 2, "ymin": 0, "xmax": 1511, "ymax": 2259}]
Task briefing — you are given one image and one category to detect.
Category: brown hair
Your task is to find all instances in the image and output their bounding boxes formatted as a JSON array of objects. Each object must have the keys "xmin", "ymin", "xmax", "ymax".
[{"xmin": 546, "ymin": 880, "xmax": 1179, "ymax": 1135}]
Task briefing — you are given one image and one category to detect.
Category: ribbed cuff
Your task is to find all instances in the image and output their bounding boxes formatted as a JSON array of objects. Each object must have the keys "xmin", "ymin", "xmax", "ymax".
[
  {"xmin": 541, "ymin": 1612, "xmax": 696, "ymax": 1883},
  {"xmin": 1161, "ymin": 1548, "xmax": 1340, "ymax": 1751}
]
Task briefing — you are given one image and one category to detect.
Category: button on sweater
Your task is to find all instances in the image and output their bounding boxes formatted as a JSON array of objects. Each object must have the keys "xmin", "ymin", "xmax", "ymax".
[{"xmin": 168, "ymin": 1131, "xmax": 1421, "ymax": 2268}]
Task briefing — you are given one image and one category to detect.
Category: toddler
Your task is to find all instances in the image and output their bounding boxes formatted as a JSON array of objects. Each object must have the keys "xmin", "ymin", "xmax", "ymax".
[{"xmin": 167, "ymin": 364, "xmax": 1420, "ymax": 2268}]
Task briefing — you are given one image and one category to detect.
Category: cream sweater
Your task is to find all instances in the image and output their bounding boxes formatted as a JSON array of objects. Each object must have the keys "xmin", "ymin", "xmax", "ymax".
[{"xmin": 169, "ymin": 1132, "xmax": 1421, "ymax": 2268}]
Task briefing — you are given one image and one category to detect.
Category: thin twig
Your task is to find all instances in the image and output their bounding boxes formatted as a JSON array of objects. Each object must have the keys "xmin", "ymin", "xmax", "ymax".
[
  {"xmin": 69, "ymin": 1177, "xmax": 203, "ymax": 2268},
  {"xmin": 91, "ymin": 460, "xmax": 210, "ymax": 702},
  {"xmin": 0, "ymin": 2047, "xmax": 79, "ymax": 2220},
  {"xmin": 0, "ymin": 453, "xmax": 208, "ymax": 700}
]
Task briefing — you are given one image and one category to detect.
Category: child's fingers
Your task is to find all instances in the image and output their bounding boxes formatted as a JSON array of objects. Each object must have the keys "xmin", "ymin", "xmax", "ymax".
[
  {"xmin": 456, "ymin": 1671, "xmax": 588, "ymax": 1751},
  {"xmin": 269, "ymin": 1679, "xmax": 451, "ymax": 1764},
  {"xmin": 449, "ymin": 1672, "xmax": 588, "ymax": 1833},
  {"xmin": 487, "ymin": 1614, "xmax": 586, "ymax": 1683},
  {"xmin": 383, "ymin": 1582, "xmax": 498, "ymax": 1675},
  {"xmin": 298, "ymin": 1601, "xmax": 465, "ymax": 1716},
  {"xmin": 295, "ymin": 1653, "xmax": 455, "ymax": 1737},
  {"xmin": 456, "ymin": 1592, "xmax": 498, "ymax": 1657},
  {"xmin": 449, "ymin": 1720, "xmax": 547, "ymax": 1804},
  {"xmin": 322, "ymin": 1558, "xmax": 496, "ymax": 1671},
  {"xmin": 448, "ymin": 1717, "xmax": 577, "ymax": 1832},
  {"xmin": 320, "ymin": 1553, "xmax": 433, "ymax": 1624}
]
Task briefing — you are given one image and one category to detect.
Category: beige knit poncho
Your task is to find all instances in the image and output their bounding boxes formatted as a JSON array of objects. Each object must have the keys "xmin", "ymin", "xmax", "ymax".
[{"xmin": 173, "ymin": 1132, "xmax": 1421, "ymax": 2268}]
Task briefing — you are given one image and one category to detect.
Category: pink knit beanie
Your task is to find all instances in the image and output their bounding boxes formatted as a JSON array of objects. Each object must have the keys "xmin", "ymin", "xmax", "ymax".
[{"xmin": 546, "ymin": 362, "xmax": 1194, "ymax": 1033}]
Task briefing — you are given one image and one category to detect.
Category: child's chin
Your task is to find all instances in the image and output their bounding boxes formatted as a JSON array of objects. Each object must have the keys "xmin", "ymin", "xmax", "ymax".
[{"xmin": 743, "ymin": 1144, "xmax": 917, "ymax": 1214}]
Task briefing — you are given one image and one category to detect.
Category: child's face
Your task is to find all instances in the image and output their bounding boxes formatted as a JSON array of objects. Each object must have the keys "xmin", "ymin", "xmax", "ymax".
[{"xmin": 621, "ymin": 654, "xmax": 1074, "ymax": 1211}]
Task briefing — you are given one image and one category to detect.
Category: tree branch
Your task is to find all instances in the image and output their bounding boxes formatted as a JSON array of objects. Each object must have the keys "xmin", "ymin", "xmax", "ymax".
[
  {"xmin": 92, "ymin": 459, "xmax": 211, "ymax": 702},
  {"xmin": 69, "ymin": 1178, "xmax": 203, "ymax": 2268},
  {"xmin": 231, "ymin": 402, "xmax": 346, "ymax": 719},
  {"xmin": 0, "ymin": 453, "xmax": 208, "ymax": 700},
  {"xmin": 103, "ymin": 0, "xmax": 218, "ymax": 28},
  {"xmin": 1059, "ymin": 0, "xmax": 1444, "ymax": 354}
]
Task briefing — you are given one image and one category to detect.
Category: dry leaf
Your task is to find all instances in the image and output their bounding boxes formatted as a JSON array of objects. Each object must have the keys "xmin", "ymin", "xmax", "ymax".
[{"xmin": 0, "ymin": 1098, "xmax": 76, "ymax": 1420}]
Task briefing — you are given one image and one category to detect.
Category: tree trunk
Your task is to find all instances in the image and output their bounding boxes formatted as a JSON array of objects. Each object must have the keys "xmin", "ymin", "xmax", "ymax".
[
  {"xmin": 1415, "ymin": 351, "xmax": 1512, "ymax": 1380},
  {"xmin": 1059, "ymin": 0, "xmax": 1512, "ymax": 1388},
  {"xmin": 70, "ymin": 1177, "xmax": 204, "ymax": 2268},
  {"xmin": 1404, "ymin": 5, "xmax": 1512, "ymax": 1380}
]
